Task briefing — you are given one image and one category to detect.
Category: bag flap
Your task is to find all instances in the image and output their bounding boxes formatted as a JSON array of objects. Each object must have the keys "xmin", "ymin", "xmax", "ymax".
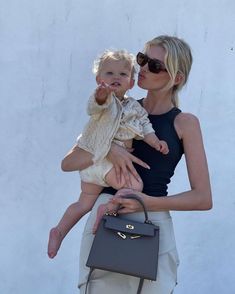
[{"xmin": 103, "ymin": 215, "xmax": 159, "ymax": 237}]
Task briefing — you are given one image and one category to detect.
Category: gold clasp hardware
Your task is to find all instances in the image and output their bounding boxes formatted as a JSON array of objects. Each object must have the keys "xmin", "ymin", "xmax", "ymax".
[
  {"xmin": 126, "ymin": 224, "xmax": 134, "ymax": 230},
  {"xmin": 130, "ymin": 235, "xmax": 141, "ymax": 239},
  {"xmin": 117, "ymin": 232, "xmax": 126, "ymax": 239}
]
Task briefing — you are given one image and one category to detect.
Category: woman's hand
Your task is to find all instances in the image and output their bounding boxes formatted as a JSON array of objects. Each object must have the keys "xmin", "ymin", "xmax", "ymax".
[
  {"xmin": 107, "ymin": 143, "xmax": 150, "ymax": 187},
  {"xmin": 109, "ymin": 188, "xmax": 147, "ymax": 214}
]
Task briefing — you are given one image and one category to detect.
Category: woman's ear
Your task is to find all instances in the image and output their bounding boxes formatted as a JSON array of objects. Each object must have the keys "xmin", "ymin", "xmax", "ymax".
[{"xmin": 174, "ymin": 73, "xmax": 184, "ymax": 86}]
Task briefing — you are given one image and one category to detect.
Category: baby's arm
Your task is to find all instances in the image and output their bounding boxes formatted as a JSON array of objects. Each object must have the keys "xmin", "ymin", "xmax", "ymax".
[
  {"xmin": 95, "ymin": 82, "xmax": 115, "ymax": 105},
  {"xmin": 144, "ymin": 132, "xmax": 169, "ymax": 154},
  {"xmin": 133, "ymin": 101, "xmax": 169, "ymax": 154},
  {"xmin": 87, "ymin": 82, "xmax": 116, "ymax": 117}
]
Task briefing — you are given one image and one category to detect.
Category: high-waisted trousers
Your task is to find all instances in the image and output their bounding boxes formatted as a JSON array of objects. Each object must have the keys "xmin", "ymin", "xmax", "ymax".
[{"xmin": 78, "ymin": 193, "xmax": 179, "ymax": 294}]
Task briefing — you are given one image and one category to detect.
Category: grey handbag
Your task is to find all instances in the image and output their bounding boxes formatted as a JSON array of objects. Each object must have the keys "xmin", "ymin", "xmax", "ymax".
[{"xmin": 85, "ymin": 194, "xmax": 160, "ymax": 294}]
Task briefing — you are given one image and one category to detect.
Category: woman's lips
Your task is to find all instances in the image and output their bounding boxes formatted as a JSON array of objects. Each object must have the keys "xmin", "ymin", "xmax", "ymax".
[{"xmin": 138, "ymin": 73, "xmax": 145, "ymax": 80}]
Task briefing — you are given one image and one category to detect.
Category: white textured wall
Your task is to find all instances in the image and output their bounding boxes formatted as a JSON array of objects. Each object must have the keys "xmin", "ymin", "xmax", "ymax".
[{"xmin": 1, "ymin": 1, "xmax": 234, "ymax": 293}]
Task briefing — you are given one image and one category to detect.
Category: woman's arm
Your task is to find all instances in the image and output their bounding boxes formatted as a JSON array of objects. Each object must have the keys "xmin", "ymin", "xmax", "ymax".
[
  {"xmin": 62, "ymin": 139, "xmax": 150, "ymax": 175},
  {"xmin": 111, "ymin": 113, "xmax": 212, "ymax": 213},
  {"xmin": 61, "ymin": 145, "xmax": 93, "ymax": 172}
]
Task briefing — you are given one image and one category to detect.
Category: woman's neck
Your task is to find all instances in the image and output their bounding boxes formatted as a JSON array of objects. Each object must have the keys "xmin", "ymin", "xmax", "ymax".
[{"xmin": 143, "ymin": 90, "xmax": 174, "ymax": 115}]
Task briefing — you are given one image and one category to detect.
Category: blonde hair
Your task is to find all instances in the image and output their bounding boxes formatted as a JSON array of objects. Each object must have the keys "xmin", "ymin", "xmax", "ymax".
[
  {"xmin": 92, "ymin": 49, "xmax": 137, "ymax": 78},
  {"xmin": 144, "ymin": 35, "xmax": 193, "ymax": 107}
]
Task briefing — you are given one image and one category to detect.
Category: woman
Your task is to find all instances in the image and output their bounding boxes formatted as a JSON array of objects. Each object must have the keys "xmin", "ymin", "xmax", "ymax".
[{"xmin": 61, "ymin": 35, "xmax": 212, "ymax": 293}]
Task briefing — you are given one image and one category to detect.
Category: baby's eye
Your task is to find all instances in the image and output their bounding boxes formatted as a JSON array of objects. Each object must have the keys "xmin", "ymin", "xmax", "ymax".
[
  {"xmin": 106, "ymin": 71, "xmax": 113, "ymax": 75},
  {"xmin": 120, "ymin": 72, "xmax": 128, "ymax": 76}
]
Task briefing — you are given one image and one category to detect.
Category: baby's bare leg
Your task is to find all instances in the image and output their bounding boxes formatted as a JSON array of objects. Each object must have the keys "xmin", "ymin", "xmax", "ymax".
[
  {"xmin": 47, "ymin": 181, "xmax": 102, "ymax": 258},
  {"xmin": 93, "ymin": 168, "xmax": 143, "ymax": 233}
]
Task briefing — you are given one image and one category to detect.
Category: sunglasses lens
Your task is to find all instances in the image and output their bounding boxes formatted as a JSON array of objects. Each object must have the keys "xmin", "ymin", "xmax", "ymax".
[
  {"xmin": 148, "ymin": 60, "xmax": 162, "ymax": 73},
  {"xmin": 136, "ymin": 52, "xmax": 147, "ymax": 66},
  {"xmin": 137, "ymin": 52, "xmax": 166, "ymax": 74}
]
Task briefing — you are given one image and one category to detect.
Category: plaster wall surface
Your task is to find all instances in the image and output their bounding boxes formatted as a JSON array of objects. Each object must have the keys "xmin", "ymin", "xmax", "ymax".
[{"xmin": 1, "ymin": 1, "xmax": 234, "ymax": 293}]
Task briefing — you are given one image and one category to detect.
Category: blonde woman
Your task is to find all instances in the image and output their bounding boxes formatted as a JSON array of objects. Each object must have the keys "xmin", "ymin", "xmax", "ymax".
[
  {"xmin": 61, "ymin": 35, "xmax": 212, "ymax": 293},
  {"xmin": 48, "ymin": 49, "xmax": 168, "ymax": 259}
]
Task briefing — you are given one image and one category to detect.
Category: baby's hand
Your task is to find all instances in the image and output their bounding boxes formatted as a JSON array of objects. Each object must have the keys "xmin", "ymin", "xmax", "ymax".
[
  {"xmin": 95, "ymin": 81, "xmax": 114, "ymax": 104},
  {"xmin": 157, "ymin": 140, "xmax": 169, "ymax": 155}
]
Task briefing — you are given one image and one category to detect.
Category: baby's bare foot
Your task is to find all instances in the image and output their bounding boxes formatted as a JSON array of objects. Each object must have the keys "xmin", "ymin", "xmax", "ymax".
[
  {"xmin": 92, "ymin": 202, "xmax": 120, "ymax": 234},
  {"xmin": 47, "ymin": 227, "xmax": 63, "ymax": 259}
]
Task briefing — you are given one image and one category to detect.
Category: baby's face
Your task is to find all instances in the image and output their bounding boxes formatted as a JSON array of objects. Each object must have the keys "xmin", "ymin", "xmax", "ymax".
[{"xmin": 97, "ymin": 59, "xmax": 134, "ymax": 98}]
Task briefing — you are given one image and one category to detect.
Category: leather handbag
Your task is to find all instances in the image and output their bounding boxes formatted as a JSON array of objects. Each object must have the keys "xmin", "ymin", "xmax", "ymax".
[{"xmin": 85, "ymin": 194, "xmax": 160, "ymax": 294}]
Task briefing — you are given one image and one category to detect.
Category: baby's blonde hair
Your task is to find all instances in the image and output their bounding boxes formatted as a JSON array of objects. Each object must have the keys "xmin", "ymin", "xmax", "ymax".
[
  {"xmin": 144, "ymin": 35, "xmax": 193, "ymax": 107},
  {"xmin": 92, "ymin": 49, "xmax": 137, "ymax": 78}
]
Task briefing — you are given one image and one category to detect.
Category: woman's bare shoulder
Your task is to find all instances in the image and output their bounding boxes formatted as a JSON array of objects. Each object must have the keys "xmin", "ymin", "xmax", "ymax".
[
  {"xmin": 174, "ymin": 112, "xmax": 200, "ymax": 139},
  {"xmin": 176, "ymin": 111, "xmax": 199, "ymax": 124}
]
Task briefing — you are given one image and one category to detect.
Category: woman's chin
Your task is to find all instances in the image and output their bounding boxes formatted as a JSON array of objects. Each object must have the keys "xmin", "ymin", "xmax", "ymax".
[{"xmin": 137, "ymin": 80, "xmax": 147, "ymax": 89}]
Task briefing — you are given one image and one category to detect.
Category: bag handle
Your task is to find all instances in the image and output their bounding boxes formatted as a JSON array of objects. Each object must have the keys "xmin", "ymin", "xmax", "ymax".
[{"xmin": 117, "ymin": 194, "xmax": 152, "ymax": 224}]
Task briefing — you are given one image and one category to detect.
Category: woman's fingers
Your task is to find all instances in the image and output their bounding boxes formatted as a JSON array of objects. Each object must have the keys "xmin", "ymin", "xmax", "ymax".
[
  {"xmin": 116, "ymin": 188, "xmax": 134, "ymax": 195},
  {"xmin": 126, "ymin": 160, "xmax": 141, "ymax": 182},
  {"xmin": 124, "ymin": 153, "xmax": 149, "ymax": 183},
  {"xmin": 118, "ymin": 152, "xmax": 149, "ymax": 184},
  {"xmin": 115, "ymin": 207, "xmax": 132, "ymax": 214},
  {"xmin": 107, "ymin": 142, "xmax": 150, "ymax": 186},
  {"xmin": 119, "ymin": 163, "xmax": 132, "ymax": 187},
  {"xmin": 129, "ymin": 153, "xmax": 150, "ymax": 169},
  {"xmin": 110, "ymin": 193, "xmax": 143, "ymax": 214},
  {"xmin": 114, "ymin": 164, "xmax": 121, "ymax": 185}
]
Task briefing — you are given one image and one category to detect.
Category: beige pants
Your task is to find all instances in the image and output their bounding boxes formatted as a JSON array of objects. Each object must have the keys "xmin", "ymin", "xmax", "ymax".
[{"xmin": 78, "ymin": 193, "xmax": 179, "ymax": 294}]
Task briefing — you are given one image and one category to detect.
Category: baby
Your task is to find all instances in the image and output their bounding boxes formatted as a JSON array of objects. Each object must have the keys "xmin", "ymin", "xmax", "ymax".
[{"xmin": 48, "ymin": 49, "xmax": 168, "ymax": 258}]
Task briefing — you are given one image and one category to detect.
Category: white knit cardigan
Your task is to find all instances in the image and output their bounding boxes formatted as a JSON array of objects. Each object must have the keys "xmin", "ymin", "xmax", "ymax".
[{"xmin": 77, "ymin": 92, "xmax": 154, "ymax": 163}]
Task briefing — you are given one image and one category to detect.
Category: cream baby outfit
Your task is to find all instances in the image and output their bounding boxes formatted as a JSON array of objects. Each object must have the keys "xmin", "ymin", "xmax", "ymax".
[{"xmin": 77, "ymin": 92, "xmax": 154, "ymax": 186}]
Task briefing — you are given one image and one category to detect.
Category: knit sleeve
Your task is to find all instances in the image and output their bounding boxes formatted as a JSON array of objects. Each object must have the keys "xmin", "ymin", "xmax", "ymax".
[{"xmin": 87, "ymin": 92, "xmax": 113, "ymax": 116}]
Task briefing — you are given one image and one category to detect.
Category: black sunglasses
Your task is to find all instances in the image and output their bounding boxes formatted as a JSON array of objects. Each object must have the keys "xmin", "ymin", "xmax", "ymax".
[{"xmin": 136, "ymin": 52, "xmax": 167, "ymax": 74}]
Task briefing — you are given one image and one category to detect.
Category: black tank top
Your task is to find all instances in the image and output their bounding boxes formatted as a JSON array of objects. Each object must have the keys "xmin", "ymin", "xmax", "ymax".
[{"xmin": 102, "ymin": 102, "xmax": 184, "ymax": 197}]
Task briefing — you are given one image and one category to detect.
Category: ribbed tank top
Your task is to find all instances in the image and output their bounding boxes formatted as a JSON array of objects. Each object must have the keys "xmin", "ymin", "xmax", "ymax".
[{"xmin": 102, "ymin": 102, "xmax": 184, "ymax": 197}]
